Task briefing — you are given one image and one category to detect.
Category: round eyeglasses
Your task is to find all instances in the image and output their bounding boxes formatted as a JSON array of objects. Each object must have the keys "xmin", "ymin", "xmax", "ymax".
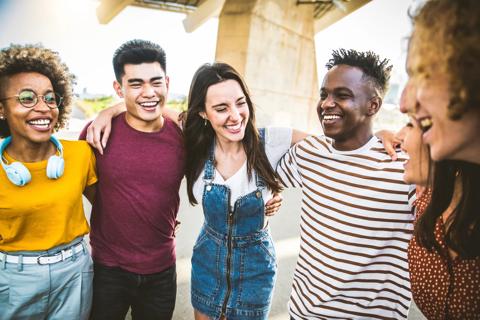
[{"xmin": 0, "ymin": 89, "xmax": 63, "ymax": 109}]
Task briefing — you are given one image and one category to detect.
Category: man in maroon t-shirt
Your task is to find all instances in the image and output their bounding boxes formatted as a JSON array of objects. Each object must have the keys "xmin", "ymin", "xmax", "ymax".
[{"xmin": 80, "ymin": 39, "xmax": 185, "ymax": 320}]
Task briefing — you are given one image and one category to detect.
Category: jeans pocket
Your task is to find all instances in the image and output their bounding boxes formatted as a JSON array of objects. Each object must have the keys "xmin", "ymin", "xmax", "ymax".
[
  {"xmin": 238, "ymin": 242, "xmax": 276, "ymax": 309},
  {"xmin": 191, "ymin": 235, "xmax": 220, "ymax": 298},
  {"xmin": 259, "ymin": 237, "xmax": 277, "ymax": 262},
  {"xmin": 80, "ymin": 254, "xmax": 93, "ymax": 320},
  {"xmin": 192, "ymin": 230, "xmax": 209, "ymax": 251},
  {"xmin": 0, "ymin": 275, "xmax": 9, "ymax": 308}
]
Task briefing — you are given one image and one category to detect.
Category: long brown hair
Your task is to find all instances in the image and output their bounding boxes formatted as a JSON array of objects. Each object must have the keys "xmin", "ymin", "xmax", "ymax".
[
  {"xmin": 184, "ymin": 62, "xmax": 282, "ymax": 205},
  {"xmin": 411, "ymin": 0, "xmax": 480, "ymax": 258},
  {"xmin": 415, "ymin": 160, "xmax": 480, "ymax": 258}
]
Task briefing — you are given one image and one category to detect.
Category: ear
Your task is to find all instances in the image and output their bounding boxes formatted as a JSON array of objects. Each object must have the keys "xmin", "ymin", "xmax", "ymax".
[
  {"xmin": 165, "ymin": 75, "xmax": 170, "ymax": 91},
  {"xmin": 113, "ymin": 80, "xmax": 124, "ymax": 98},
  {"xmin": 198, "ymin": 111, "xmax": 206, "ymax": 120},
  {"xmin": 367, "ymin": 96, "xmax": 382, "ymax": 116}
]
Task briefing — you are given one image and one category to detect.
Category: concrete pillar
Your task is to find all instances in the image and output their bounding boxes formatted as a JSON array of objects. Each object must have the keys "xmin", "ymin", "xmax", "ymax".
[{"xmin": 215, "ymin": 0, "xmax": 320, "ymax": 132}]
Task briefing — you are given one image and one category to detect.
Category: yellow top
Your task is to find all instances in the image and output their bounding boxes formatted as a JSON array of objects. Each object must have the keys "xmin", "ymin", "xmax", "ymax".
[{"xmin": 0, "ymin": 140, "xmax": 97, "ymax": 251}]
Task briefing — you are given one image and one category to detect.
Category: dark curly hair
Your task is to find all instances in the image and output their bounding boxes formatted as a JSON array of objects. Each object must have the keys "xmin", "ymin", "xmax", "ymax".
[
  {"xmin": 326, "ymin": 49, "xmax": 392, "ymax": 97},
  {"xmin": 0, "ymin": 43, "xmax": 75, "ymax": 138},
  {"xmin": 409, "ymin": 0, "xmax": 480, "ymax": 120},
  {"xmin": 411, "ymin": 0, "xmax": 480, "ymax": 259},
  {"xmin": 113, "ymin": 39, "xmax": 166, "ymax": 83}
]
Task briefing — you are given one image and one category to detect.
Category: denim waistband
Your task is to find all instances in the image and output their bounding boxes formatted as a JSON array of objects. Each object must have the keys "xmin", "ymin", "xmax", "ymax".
[
  {"xmin": 0, "ymin": 236, "xmax": 85, "ymax": 256},
  {"xmin": 203, "ymin": 223, "xmax": 270, "ymax": 247},
  {"xmin": 0, "ymin": 237, "xmax": 87, "ymax": 271}
]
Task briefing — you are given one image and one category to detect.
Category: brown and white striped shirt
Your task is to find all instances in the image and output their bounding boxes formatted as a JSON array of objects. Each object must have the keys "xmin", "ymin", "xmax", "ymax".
[{"xmin": 277, "ymin": 135, "xmax": 415, "ymax": 320}]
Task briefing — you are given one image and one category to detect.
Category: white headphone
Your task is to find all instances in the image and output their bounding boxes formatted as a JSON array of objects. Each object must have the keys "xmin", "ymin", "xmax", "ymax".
[{"xmin": 0, "ymin": 136, "xmax": 64, "ymax": 186}]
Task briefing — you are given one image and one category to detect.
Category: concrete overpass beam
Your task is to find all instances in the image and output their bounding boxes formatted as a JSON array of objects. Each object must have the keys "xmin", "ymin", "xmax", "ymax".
[
  {"xmin": 96, "ymin": 0, "xmax": 134, "ymax": 24},
  {"xmin": 215, "ymin": 0, "xmax": 320, "ymax": 132},
  {"xmin": 183, "ymin": 0, "xmax": 226, "ymax": 33},
  {"xmin": 314, "ymin": 0, "xmax": 371, "ymax": 33}
]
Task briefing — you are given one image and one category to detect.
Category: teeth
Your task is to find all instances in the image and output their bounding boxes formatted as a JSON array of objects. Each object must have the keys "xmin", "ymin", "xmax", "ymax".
[
  {"xmin": 323, "ymin": 114, "xmax": 341, "ymax": 121},
  {"xmin": 226, "ymin": 123, "xmax": 241, "ymax": 130},
  {"xmin": 140, "ymin": 101, "xmax": 158, "ymax": 107},
  {"xmin": 28, "ymin": 119, "xmax": 51, "ymax": 125},
  {"xmin": 419, "ymin": 117, "xmax": 432, "ymax": 132}
]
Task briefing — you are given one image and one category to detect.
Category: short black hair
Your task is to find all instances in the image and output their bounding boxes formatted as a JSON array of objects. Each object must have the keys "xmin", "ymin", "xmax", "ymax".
[
  {"xmin": 326, "ymin": 49, "xmax": 393, "ymax": 96},
  {"xmin": 112, "ymin": 39, "xmax": 166, "ymax": 82}
]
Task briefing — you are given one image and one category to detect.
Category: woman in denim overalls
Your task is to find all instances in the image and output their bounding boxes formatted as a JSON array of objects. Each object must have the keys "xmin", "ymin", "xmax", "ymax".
[{"xmin": 183, "ymin": 63, "xmax": 302, "ymax": 319}]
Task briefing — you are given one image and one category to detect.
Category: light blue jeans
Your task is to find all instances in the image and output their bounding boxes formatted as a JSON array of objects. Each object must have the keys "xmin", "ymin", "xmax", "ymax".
[{"xmin": 0, "ymin": 238, "xmax": 93, "ymax": 320}]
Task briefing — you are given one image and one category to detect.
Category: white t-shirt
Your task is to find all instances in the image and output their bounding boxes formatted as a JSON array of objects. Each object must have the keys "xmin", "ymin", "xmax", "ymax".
[{"xmin": 193, "ymin": 127, "xmax": 292, "ymax": 207}]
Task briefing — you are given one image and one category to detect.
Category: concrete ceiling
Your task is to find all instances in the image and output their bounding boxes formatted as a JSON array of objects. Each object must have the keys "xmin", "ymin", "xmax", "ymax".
[{"xmin": 96, "ymin": 0, "xmax": 371, "ymax": 33}]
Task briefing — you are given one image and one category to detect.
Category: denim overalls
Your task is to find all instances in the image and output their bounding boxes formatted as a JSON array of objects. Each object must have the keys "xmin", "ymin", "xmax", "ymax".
[{"xmin": 191, "ymin": 130, "xmax": 277, "ymax": 320}]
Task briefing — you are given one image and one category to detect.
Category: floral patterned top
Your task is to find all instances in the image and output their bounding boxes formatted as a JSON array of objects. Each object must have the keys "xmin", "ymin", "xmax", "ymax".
[{"xmin": 408, "ymin": 188, "xmax": 480, "ymax": 319}]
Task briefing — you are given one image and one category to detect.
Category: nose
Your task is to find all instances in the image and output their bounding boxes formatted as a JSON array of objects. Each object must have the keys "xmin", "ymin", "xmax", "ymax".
[
  {"xmin": 400, "ymin": 81, "xmax": 416, "ymax": 114},
  {"xmin": 320, "ymin": 95, "xmax": 335, "ymax": 110},
  {"xmin": 142, "ymin": 84, "xmax": 155, "ymax": 97},
  {"xmin": 317, "ymin": 95, "xmax": 334, "ymax": 115},
  {"xmin": 33, "ymin": 97, "xmax": 51, "ymax": 112},
  {"xmin": 229, "ymin": 106, "xmax": 241, "ymax": 121}
]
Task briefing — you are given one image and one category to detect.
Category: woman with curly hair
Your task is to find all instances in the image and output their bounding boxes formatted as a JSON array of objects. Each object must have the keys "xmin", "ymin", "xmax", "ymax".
[
  {"xmin": 401, "ymin": 0, "xmax": 480, "ymax": 318},
  {"xmin": 0, "ymin": 44, "xmax": 97, "ymax": 319},
  {"xmin": 407, "ymin": 0, "xmax": 480, "ymax": 164}
]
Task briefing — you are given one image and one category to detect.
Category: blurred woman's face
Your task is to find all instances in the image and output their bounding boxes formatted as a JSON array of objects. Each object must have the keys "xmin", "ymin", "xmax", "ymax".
[
  {"xmin": 406, "ymin": 41, "xmax": 480, "ymax": 164},
  {"xmin": 0, "ymin": 72, "xmax": 59, "ymax": 144},
  {"xmin": 398, "ymin": 118, "xmax": 430, "ymax": 186}
]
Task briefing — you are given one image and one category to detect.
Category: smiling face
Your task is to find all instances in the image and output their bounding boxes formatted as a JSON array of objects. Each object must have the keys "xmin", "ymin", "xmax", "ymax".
[
  {"xmin": 413, "ymin": 73, "xmax": 480, "ymax": 163},
  {"xmin": 398, "ymin": 119, "xmax": 430, "ymax": 186},
  {"xmin": 114, "ymin": 62, "xmax": 169, "ymax": 132},
  {"xmin": 406, "ymin": 42, "xmax": 480, "ymax": 163},
  {"xmin": 200, "ymin": 79, "xmax": 249, "ymax": 145},
  {"xmin": 317, "ymin": 65, "xmax": 379, "ymax": 150},
  {"xmin": 0, "ymin": 72, "xmax": 58, "ymax": 144}
]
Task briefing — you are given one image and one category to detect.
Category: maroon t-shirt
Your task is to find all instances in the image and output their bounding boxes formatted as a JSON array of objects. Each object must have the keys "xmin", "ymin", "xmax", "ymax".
[{"xmin": 79, "ymin": 113, "xmax": 185, "ymax": 274}]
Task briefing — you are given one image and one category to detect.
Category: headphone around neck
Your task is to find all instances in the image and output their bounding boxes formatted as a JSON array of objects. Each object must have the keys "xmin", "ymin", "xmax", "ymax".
[{"xmin": 0, "ymin": 136, "xmax": 64, "ymax": 186}]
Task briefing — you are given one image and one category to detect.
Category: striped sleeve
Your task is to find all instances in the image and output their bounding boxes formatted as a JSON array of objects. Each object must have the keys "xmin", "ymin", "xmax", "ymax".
[
  {"xmin": 276, "ymin": 144, "xmax": 303, "ymax": 188},
  {"xmin": 408, "ymin": 184, "xmax": 417, "ymax": 210}
]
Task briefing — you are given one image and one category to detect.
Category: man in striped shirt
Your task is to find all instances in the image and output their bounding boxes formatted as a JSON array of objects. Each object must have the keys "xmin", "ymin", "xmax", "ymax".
[{"xmin": 277, "ymin": 49, "xmax": 415, "ymax": 319}]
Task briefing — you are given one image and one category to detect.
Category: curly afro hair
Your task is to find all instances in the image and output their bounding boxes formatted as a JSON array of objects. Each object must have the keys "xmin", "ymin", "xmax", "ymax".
[
  {"xmin": 0, "ymin": 43, "xmax": 76, "ymax": 138},
  {"xmin": 326, "ymin": 49, "xmax": 393, "ymax": 97},
  {"xmin": 409, "ymin": 0, "xmax": 480, "ymax": 120}
]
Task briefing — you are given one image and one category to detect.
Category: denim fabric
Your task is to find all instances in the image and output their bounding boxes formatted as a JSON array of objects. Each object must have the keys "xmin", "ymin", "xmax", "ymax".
[
  {"xmin": 90, "ymin": 263, "xmax": 176, "ymax": 320},
  {"xmin": 0, "ymin": 238, "xmax": 93, "ymax": 320},
  {"xmin": 191, "ymin": 130, "xmax": 277, "ymax": 320}
]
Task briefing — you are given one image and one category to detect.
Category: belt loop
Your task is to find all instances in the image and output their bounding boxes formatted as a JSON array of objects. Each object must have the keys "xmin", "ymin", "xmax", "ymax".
[
  {"xmin": 81, "ymin": 241, "xmax": 88, "ymax": 255},
  {"xmin": 71, "ymin": 246, "xmax": 78, "ymax": 261},
  {"xmin": 1, "ymin": 253, "xmax": 6, "ymax": 269},
  {"xmin": 17, "ymin": 255, "xmax": 23, "ymax": 272}
]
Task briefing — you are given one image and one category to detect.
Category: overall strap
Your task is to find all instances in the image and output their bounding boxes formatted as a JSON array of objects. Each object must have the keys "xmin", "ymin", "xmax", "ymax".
[
  {"xmin": 255, "ymin": 128, "xmax": 267, "ymax": 189},
  {"xmin": 203, "ymin": 139, "xmax": 216, "ymax": 183}
]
